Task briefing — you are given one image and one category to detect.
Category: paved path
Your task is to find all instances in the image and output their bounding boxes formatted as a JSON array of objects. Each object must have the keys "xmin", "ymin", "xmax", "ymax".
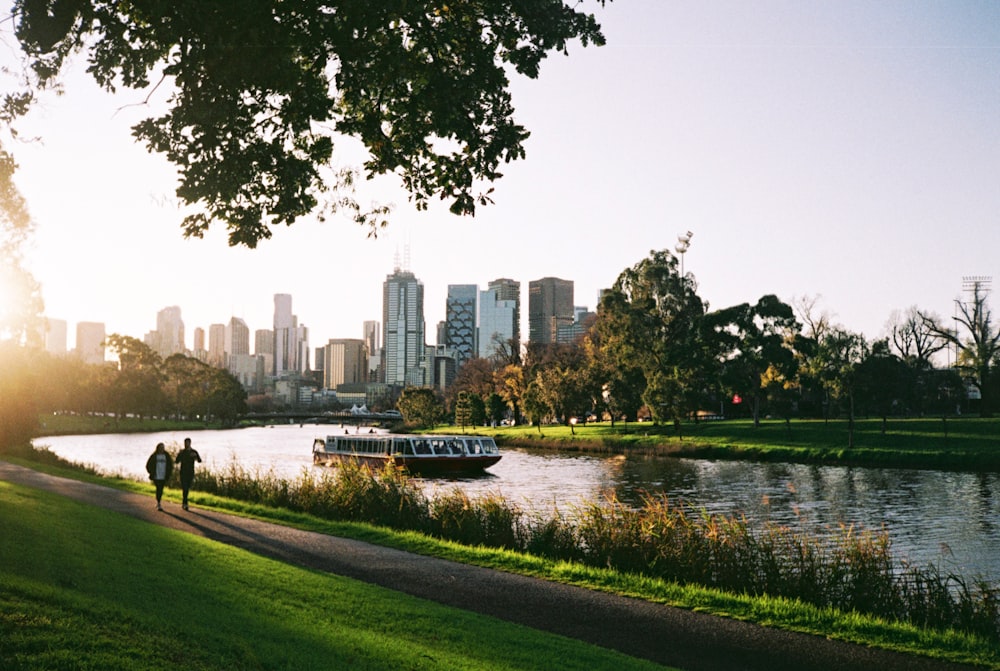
[{"xmin": 0, "ymin": 462, "xmax": 983, "ymax": 671}]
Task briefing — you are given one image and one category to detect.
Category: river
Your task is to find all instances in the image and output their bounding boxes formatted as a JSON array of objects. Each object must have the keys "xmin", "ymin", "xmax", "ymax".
[{"xmin": 31, "ymin": 424, "xmax": 1000, "ymax": 581}]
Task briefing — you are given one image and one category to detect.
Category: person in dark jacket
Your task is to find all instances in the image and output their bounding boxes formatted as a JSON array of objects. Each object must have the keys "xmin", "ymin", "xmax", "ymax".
[
  {"xmin": 174, "ymin": 437, "xmax": 202, "ymax": 511},
  {"xmin": 145, "ymin": 442, "xmax": 173, "ymax": 511}
]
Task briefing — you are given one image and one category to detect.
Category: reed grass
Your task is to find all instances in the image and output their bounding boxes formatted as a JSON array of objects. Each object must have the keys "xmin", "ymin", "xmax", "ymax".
[{"xmin": 187, "ymin": 459, "xmax": 1000, "ymax": 643}]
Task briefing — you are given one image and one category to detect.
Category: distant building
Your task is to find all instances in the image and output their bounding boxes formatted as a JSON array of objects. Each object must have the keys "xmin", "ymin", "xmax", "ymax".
[
  {"xmin": 479, "ymin": 285, "xmax": 518, "ymax": 360},
  {"xmin": 156, "ymin": 306, "xmax": 186, "ymax": 357},
  {"xmin": 528, "ymin": 277, "xmax": 574, "ymax": 345},
  {"xmin": 45, "ymin": 318, "xmax": 67, "ymax": 355},
  {"xmin": 322, "ymin": 339, "xmax": 368, "ymax": 390},
  {"xmin": 556, "ymin": 307, "xmax": 596, "ymax": 344},
  {"xmin": 363, "ymin": 320, "xmax": 381, "ymax": 381},
  {"xmin": 382, "ymin": 265, "xmax": 425, "ymax": 387},
  {"xmin": 445, "ymin": 284, "xmax": 478, "ymax": 369},
  {"xmin": 273, "ymin": 293, "xmax": 309, "ymax": 376},
  {"xmin": 226, "ymin": 317, "xmax": 250, "ymax": 356},
  {"xmin": 207, "ymin": 323, "xmax": 226, "ymax": 367},
  {"xmin": 76, "ymin": 322, "xmax": 106, "ymax": 364}
]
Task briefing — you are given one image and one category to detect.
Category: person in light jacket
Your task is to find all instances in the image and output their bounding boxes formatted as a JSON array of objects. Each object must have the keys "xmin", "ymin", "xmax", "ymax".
[{"xmin": 145, "ymin": 442, "xmax": 173, "ymax": 511}]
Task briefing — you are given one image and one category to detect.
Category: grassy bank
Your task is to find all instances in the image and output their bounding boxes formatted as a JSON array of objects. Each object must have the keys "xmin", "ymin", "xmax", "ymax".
[
  {"xmin": 457, "ymin": 417, "xmax": 1000, "ymax": 472},
  {"xmin": 6, "ymin": 445, "xmax": 999, "ymax": 669},
  {"xmin": 0, "ymin": 480, "xmax": 672, "ymax": 671}
]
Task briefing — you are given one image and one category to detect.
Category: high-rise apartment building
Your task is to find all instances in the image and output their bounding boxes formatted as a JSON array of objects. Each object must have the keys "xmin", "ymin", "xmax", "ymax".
[
  {"xmin": 444, "ymin": 284, "xmax": 478, "ymax": 369},
  {"xmin": 322, "ymin": 338, "xmax": 368, "ymax": 389},
  {"xmin": 528, "ymin": 277, "xmax": 574, "ymax": 345},
  {"xmin": 192, "ymin": 327, "xmax": 205, "ymax": 353},
  {"xmin": 76, "ymin": 322, "xmax": 106, "ymax": 365},
  {"xmin": 489, "ymin": 278, "xmax": 520, "ymax": 345},
  {"xmin": 382, "ymin": 266, "xmax": 425, "ymax": 387}
]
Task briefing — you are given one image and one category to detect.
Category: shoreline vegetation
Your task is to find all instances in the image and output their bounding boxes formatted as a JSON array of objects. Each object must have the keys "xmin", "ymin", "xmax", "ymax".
[
  {"xmin": 8, "ymin": 413, "xmax": 1000, "ymax": 667},
  {"xmin": 37, "ymin": 412, "xmax": 1000, "ymax": 473}
]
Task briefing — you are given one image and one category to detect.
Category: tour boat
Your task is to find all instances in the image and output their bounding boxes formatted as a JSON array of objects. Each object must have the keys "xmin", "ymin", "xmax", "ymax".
[{"xmin": 312, "ymin": 433, "xmax": 502, "ymax": 475}]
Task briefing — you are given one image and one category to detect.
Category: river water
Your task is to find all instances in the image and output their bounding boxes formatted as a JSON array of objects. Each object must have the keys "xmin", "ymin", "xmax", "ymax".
[{"xmin": 31, "ymin": 424, "xmax": 1000, "ymax": 581}]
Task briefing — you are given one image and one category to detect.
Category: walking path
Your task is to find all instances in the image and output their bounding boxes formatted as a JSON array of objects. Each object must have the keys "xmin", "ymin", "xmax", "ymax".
[{"xmin": 0, "ymin": 461, "xmax": 982, "ymax": 671}]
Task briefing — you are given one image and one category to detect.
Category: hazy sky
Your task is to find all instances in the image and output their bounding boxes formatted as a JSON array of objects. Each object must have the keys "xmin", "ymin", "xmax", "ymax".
[{"xmin": 7, "ymin": 1, "xmax": 1000, "ymax": 351}]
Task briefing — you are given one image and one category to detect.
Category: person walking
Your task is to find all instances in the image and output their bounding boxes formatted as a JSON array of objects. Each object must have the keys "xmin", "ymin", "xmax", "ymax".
[
  {"xmin": 175, "ymin": 437, "xmax": 202, "ymax": 511},
  {"xmin": 145, "ymin": 442, "xmax": 173, "ymax": 511}
]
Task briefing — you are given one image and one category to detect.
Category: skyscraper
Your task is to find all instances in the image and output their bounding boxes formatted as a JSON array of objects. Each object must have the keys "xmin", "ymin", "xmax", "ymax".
[
  {"xmin": 45, "ymin": 318, "xmax": 67, "ymax": 356},
  {"xmin": 322, "ymin": 338, "xmax": 368, "ymax": 389},
  {"xmin": 479, "ymin": 286, "xmax": 518, "ymax": 360},
  {"xmin": 528, "ymin": 277, "xmax": 574, "ymax": 345},
  {"xmin": 273, "ymin": 293, "xmax": 308, "ymax": 375},
  {"xmin": 75, "ymin": 322, "xmax": 106, "ymax": 365},
  {"xmin": 363, "ymin": 320, "xmax": 380, "ymax": 381},
  {"xmin": 226, "ymin": 317, "xmax": 250, "ymax": 356},
  {"xmin": 152, "ymin": 306, "xmax": 185, "ymax": 357},
  {"xmin": 445, "ymin": 284, "xmax": 478, "ymax": 369},
  {"xmin": 382, "ymin": 265, "xmax": 425, "ymax": 387},
  {"xmin": 207, "ymin": 323, "xmax": 226, "ymax": 367}
]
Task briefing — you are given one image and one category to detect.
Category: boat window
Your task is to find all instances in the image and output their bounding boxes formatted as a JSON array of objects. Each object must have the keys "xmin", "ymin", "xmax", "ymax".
[
  {"xmin": 415, "ymin": 439, "xmax": 431, "ymax": 455},
  {"xmin": 448, "ymin": 440, "xmax": 464, "ymax": 455},
  {"xmin": 431, "ymin": 439, "xmax": 449, "ymax": 455},
  {"xmin": 467, "ymin": 439, "xmax": 481, "ymax": 455}
]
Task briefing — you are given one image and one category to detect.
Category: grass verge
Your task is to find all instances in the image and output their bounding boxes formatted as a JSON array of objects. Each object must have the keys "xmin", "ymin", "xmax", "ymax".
[
  {"xmin": 0, "ymin": 481, "xmax": 672, "ymax": 671},
  {"xmin": 6, "ymin": 454, "xmax": 997, "ymax": 669}
]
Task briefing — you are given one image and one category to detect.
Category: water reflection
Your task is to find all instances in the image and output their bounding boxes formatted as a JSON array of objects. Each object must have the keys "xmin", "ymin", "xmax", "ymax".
[{"xmin": 31, "ymin": 425, "xmax": 1000, "ymax": 580}]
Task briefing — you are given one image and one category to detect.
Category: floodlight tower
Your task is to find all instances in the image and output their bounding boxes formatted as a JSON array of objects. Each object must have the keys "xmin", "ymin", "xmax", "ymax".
[{"xmin": 675, "ymin": 231, "xmax": 693, "ymax": 276}]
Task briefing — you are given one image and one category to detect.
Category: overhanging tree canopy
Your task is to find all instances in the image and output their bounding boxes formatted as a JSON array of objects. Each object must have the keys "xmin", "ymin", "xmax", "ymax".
[{"xmin": 12, "ymin": 0, "xmax": 608, "ymax": 247}]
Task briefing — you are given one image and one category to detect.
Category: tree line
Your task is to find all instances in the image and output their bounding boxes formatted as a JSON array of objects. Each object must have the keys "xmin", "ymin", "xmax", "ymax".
[
  {"xmin": 405, "ymin": 249, "xmax": 998, "ymax": 439},
  {"xmin": 0, "ymin": 335, "xmax": 247, "ymax": 448}
]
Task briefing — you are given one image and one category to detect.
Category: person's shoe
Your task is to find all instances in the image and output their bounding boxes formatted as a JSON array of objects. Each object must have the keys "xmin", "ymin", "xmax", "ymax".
[
  {"xmin": 157, "ymin": 503, "xmax": 163, "ymax": 511},
  {"xmin": 182, "ymin": 504, "xmax": 188, "ymax": 511}
]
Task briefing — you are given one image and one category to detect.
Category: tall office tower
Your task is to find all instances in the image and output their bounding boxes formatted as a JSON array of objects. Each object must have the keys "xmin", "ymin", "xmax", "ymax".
[
  {"xmin": 273, "ymin": 293, "xmax": 299, "ymax": 376},
  {"xmin": 154, "ymin": 306, "xmax": 186, "ymax": 357},
  {"xmin": 479, "ymin": 287, "xmax": 518, "ymax": 359},
  {"xmin": 322, "ymin": 338, "xmax": 368, "ymax": 389},
  {"xmin": 363, "ymin": 320, "xmax": 381, "ymax": 380},
  {"xmin": 444, "ymin": 284, "xmax": 478, "ymax": 369},
  {"xmin": 489, "ymin": 278, "xmax": 520, "ymax": 347},
  {"xmin": 254, "ymin": 329, "xmax": 273, "ymax": 356},
  {"xmin": 75, "ymin": 322, "xmax": 106, "ymax": 365},
  {"xmin": 271, "ymin": 295, "xmax": 309, "ymax": 374},
  {"xmin": 45, "ymin": 318, "xmax": 67, "ymax": 355},
  {"xmin": 207, "ymin": 323, "xmax": 226, "ymax": 367},
  {"xmin": 382, "ymin": 265, "xmax": 425, "ymax": 387},
  {"xmin": 226, "ymin": 317, "xmax": 250, "ymax": 356},
  {"xmin": 528, "ymin": 277, "xmax": 574, "ymax": 345},
  {"xmin": 192, "ymin": 327, "xmax": 205, "ymax": 353},
  {"xmin": 253, "ymin": 328, "xmax": 274, "ymax": 380}
]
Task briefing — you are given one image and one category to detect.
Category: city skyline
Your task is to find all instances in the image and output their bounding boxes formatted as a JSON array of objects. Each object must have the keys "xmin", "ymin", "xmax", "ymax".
[{"xmin": 9, "ymin": 2, "xmax": 1000, "ymax": 353}]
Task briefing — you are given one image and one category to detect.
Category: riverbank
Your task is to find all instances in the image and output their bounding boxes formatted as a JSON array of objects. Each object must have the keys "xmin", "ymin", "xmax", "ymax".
[
  {"xmin": 473, "ymin": 416, "xmax": 1000, "ymax": 472},
  {"xmin": 34, "ymin": 413, "xmax": 1000, "ymax": 472},
  {"xmin": 1, "ymin": 461, "xmax": 993, "ymax": 670}
]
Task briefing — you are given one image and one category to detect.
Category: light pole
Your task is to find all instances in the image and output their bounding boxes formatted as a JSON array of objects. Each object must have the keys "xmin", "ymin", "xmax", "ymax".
[{"xmin": 675, "ymin": 230, "xmax": 693, "ymax": 276}]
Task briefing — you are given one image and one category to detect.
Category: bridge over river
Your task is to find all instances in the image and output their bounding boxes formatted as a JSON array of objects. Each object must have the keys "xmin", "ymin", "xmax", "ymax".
[{"xmin": 240, "ymin": 410, "xmax": 403, "ymax": 425}]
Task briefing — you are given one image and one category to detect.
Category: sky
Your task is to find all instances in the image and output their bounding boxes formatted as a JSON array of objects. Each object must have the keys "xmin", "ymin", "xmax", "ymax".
[{"xmin": 5, "ymin": 0, "xmax": 1000, "ymax": 352}]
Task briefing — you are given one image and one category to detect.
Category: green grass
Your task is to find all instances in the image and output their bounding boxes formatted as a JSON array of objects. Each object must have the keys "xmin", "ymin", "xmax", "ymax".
[
  {"xmin": 453, "ymin": 417, "xmax": 1000, "ymax": 471},
  {"xmin": 0, "ymin": 481, "xmax": 672, "ymax": 671},
  {"xmin": 5, "ymin": 457, "xmax": 1000, "ymax": 669}
]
